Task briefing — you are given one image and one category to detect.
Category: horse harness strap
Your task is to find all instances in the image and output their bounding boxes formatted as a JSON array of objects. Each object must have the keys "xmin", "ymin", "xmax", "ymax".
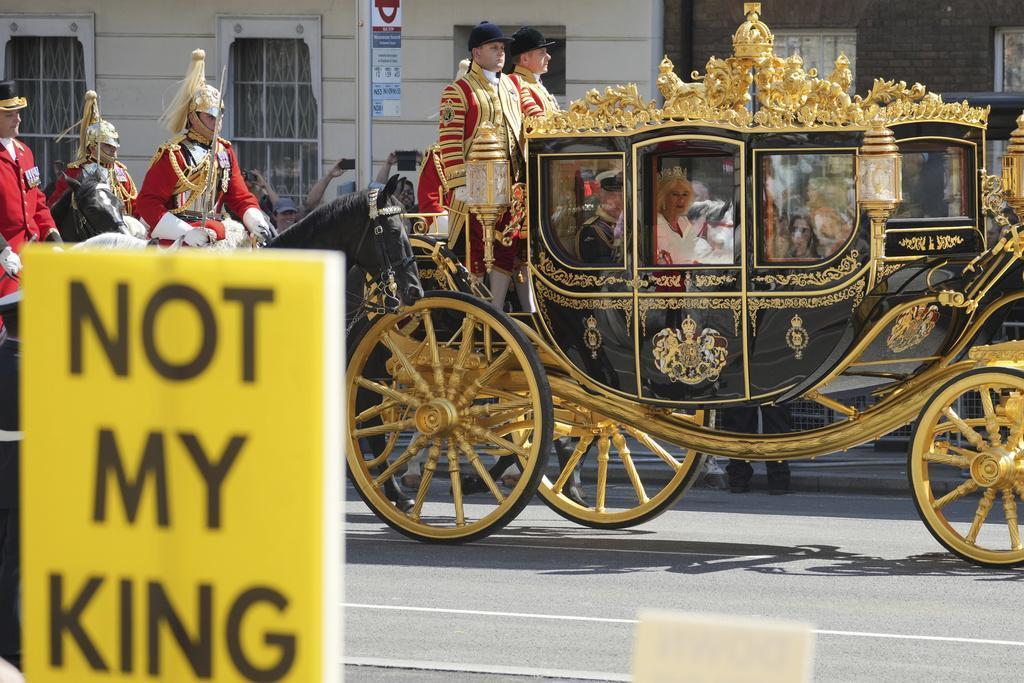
[{"xmin": 365, "ymin": 188, "xmax": 412, "ymax": 314}]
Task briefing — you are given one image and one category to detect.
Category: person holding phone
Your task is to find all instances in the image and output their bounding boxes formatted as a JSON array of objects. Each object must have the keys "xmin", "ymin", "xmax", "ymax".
[{"xmin": 304, "ymin": 157, "xmax": 354, "ymax": 212}]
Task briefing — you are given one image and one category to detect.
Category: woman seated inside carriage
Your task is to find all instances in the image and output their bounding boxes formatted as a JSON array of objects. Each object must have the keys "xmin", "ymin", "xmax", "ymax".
[{"xmin": 654, "ymin": 167, "xmax": 733, "ymax": 265}]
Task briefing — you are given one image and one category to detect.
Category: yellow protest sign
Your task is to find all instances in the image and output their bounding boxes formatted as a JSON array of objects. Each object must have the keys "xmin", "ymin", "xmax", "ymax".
[
  {"xmin": 20, "ymin": 247, "xmax": 343, "ymax": 682},
  {"xmin": 633, "ymin": 609, "xmax": 815, "ymax": 683}
]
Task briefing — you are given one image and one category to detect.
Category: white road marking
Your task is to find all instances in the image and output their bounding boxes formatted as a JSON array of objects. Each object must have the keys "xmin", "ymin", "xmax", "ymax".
[
  {"xmin": 346, "ymin": 534, "xmax": 741, "ymax": 557},
  {"xmin": 346, "ymin": 603, "xmax": 1024, "ymax": 648},
  {"xmin": 345, "ymin": 655, "xmax": 629, "ymax": 681}
]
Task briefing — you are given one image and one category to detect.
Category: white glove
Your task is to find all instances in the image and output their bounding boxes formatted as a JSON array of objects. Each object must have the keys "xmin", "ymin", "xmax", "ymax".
[
  {"xmin": 183, "ymin": 228, "xmax": 214, "ymax": 247},
  {"xmin": 0, "ymin": 246, "xmax": 22, "ymax": 278},
  {"xmin": 242, "ymin": 208, "xmax": 277, "ymax": 242}
]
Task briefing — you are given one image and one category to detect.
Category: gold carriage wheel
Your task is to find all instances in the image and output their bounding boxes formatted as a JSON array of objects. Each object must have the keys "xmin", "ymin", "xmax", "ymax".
[
  {"xmin": 536, "ymin": 400, "xmax": 706, "ymax": 529},
  {"xmin": 909, "ymin": 368, "xmax": 1024, "ymax": 567},
  {"xmin": 347, "ymin": 291, "xmax": 553, "ymax": 542}
]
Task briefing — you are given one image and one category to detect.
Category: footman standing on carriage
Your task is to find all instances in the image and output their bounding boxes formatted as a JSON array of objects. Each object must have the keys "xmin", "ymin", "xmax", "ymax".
[
  {"xmin": 47, "ymin": 91, "xmax": 137, "ymax": 216},
  {"xmin": 437, "ymin": 21, "xmax": 530, "ymax": 307},
  {"xmin": 0, "ymin": 80, "xmax": 58, "ymax": 297},
  {"xmin": 507, "ymin": 26, "xmax": 559, "ymax": 117},
  {"xmin": 136, "ymin": 49, "xmax": 274, "ymax": 248}
]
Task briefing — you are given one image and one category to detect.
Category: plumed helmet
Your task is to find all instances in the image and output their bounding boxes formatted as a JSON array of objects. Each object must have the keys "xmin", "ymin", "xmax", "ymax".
[{"xmin": 159, "ymin": 49, "xmax": 223, "ymax": 134}]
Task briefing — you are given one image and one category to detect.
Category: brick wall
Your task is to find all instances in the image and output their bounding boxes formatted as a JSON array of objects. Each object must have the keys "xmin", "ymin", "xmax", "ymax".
[{"xmin": 675, "ymin": 0, "xmax": 1024, "ymax": 94}]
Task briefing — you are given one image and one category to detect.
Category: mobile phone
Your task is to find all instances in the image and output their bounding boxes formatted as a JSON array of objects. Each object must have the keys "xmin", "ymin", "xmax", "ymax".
[
  {"xmin": 338, "ymin": 158, "xmax": 356, "ymax": 170},
  {"xmin": 396, "ymin": 150, "xmax": 419, "ymax": 171}
]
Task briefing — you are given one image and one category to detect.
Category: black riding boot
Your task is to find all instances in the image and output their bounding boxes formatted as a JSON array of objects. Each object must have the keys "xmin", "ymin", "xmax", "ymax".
[
  {"xmin": 382, "ymin": 475, "xmax": 415, "ymax": 513},
  {"xmin": 554, "ymin": 439, "xmax": 587, "ymax": 507}
]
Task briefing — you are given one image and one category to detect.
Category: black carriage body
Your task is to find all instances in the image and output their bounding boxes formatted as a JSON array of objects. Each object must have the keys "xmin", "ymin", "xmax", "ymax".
[{"xmin": 526, "ymin": 119, "xmax": 1003, "ymax": 408}]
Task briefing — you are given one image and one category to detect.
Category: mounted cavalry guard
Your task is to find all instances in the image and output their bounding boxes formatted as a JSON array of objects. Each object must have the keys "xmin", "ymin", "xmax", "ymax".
[
  {"xmin": 136, "ymin": 49, "xmax": 274, "ymax": 247},
  {"xmin": 507, "ymin": 26, "xmax": 559, "ymax": 117},
  {"xmin": 0, "ymin": 80, "xmax": 58, "ymax": 298},
  {"xmin": 437, "ymin": 21, "xmax": 532, "ymax": 308},
  {"xmin": 47, "ymin": 90, "xmax": 137, "ymax": 215}
]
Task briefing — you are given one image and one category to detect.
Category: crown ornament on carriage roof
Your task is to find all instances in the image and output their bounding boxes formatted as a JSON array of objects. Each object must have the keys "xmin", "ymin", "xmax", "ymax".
[{"xmin": 525, "ymin": 3, "xmax": 989, "ymax": 136}]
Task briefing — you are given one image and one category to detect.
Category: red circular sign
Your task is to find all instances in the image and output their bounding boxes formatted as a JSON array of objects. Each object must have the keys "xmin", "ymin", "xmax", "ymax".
[{"xmin": 375, "ymin": 0, "xmax": 399, "ymax": 24}]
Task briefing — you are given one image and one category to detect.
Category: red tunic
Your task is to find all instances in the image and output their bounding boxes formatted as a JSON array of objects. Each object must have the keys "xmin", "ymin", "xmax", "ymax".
[
  {"xmin": 416, "ymin": 146, "xmax": 445, "ymax": 216},
  {"xmin": 0, "ymin": 138, "xmax": 56, "ymax": 296},
  {"xmin": 437, "ymin": 62, "xmax": 525, "ymax": 274},
  {"xmin": 135, "ymin": 134, "xmax": 259, "ymax": 237},
  {"xmin": 47, "ymin": 160, "xmax": 138, "ymax": 216}
]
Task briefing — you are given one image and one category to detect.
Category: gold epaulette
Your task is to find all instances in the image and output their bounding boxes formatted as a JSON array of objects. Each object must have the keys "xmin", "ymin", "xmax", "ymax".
[
  {"xmin": 66, "ymin": 158, "xmax": 85, "ymax": 170},
  {"xmin": 148, "ymin": 134, "xmax": 186, "ymax": 167},
  {"xmin": 218, "ymin": 137, "xmax": 232, "ymax": 148}
]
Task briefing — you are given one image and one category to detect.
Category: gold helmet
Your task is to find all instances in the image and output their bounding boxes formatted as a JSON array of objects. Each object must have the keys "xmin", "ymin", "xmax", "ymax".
[
  {"xmin": 159, "ymin": 48, "xmax": 222, "ymax": 134},
  {"xmin": 71, "ymin": 91, "xmax": 119, "ymax": 162}
]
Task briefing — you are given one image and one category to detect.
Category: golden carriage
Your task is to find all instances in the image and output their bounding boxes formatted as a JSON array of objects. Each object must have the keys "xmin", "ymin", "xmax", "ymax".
[{"xmin": 348, "ymin": 4, "xmax": 1024, "ymax": 567}]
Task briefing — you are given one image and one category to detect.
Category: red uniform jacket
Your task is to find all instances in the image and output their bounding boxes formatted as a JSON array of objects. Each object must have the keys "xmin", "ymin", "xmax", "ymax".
[
  {"xmin": 508, "ymin": 66, "xmax": 559, "ymax": 118},
  {"xmin": 416, "ymin": 146, "xmax": 445, "ymax": 216},
  {"xmin": 47, "ymin": 160, "xmax": 138, "ymax": 216},
  {"xmin": 135, "ymin": 134, "xmax": 259, "ymax": 236},
  {"xmin": 0, "ymin": 138, "xmax": 56, "ymax": 296}
]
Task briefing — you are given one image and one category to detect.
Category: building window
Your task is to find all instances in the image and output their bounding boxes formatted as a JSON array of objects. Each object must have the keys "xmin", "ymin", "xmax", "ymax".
[
  {"xmin": 452, "ymin": 25, "xmax": 566, "ymax": 96},
  {"xmin": 996, "ymin": 28, "xmax": 1024, "ymax": 92},
  {"xmin": 774, "ymin": 30, "xmax": 856, "ymax": 90},
  {"xmin": 230, "ymin": 38, "xmax": 318, "ymax": 205},
  {"xmin": 219, "ymin": 16, "xmax": 322, "ymax": 207},
  {"xmin": 1, "ymin": 13, "xmax": 95, "ymax": 189}
]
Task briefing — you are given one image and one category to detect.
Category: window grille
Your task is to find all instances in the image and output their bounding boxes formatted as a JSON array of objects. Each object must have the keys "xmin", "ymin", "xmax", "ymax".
[
  {"xmin": 230, "ymin": 38, "xmax": 318, "ymax": 206},
  {"xmin": 773, "ymin": 31, "xmax": 856, "ymax": 91},
  {"xmin": 3, "ymin": 36, "xmax": 86, "ymax": 189}
]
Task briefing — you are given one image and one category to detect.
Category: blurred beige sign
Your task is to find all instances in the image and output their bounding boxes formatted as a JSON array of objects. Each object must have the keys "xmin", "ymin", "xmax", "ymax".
[{"xmin": 633, "ymin": 610, "xmax": 815, "ymax": 683}]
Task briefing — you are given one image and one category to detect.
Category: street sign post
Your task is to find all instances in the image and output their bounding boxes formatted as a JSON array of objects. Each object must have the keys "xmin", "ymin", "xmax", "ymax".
[
  {"xmin": 371, "ymin": 0, "xmax": 401, "ymax": 117},
  {"xmin": 20, "ymin": 248, "xmax": 343, "ymax": 682}
]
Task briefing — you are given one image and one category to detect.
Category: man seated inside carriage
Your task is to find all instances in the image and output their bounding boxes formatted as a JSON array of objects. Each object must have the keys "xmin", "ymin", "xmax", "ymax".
[
  {"xmin": 47, "ymin": 91, "xmax": 136, "ymax": 216},
  {"xmin": 576, "ymin": 169, "xmax": 623, "ymax": 262},
  {"xmin": 654, "ymin": 166, "xmax": 734, "ymax": 265}
]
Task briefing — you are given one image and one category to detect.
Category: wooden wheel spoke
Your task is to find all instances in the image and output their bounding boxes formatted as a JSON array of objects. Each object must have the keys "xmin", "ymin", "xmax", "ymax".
[
  {"xmin": 353, "ymin": 417, "xmax": 417, "ymax": 439},
  {"xmin": 355, "ymin": 376, "xmax": 422, "ymax": 408},
  {"xmin": 1001, "ymin": 488, "xmax": 1022, "ymax": 551},
  {"xmin": 381, "ymin": 330, "xmax": 433, "ymax": 398},
  {"xmin": 923, "ymin": 446, "xmax": 973, "ymax": 469},
  {"xmin": 966, "ymin": 488, "xmax": 998, "ymax": 545},
  {"xmin": 980, "ymin": 386, "xmax": 1001, "ymax": 446},
  {"xmin": 1005, "ymin": 395, "xmax": 1024, "ymax": 448},
  {"xmin": 373, "ymin": 434, "xmax": 428, "ymax": 485},
  {"xmin": 409, "ymin": 442, "xmax": 443, "ymax": 521},
  {"xmin": 472, "ymin": 426, "xmax": 530, "ymax": 465},
  {"xmin": 624, "ymin": 426, "xmax": 682, "ymax": 471},
  {"xmin": 448, "ymin": 442, "xmax": 466, "ymax": 527},
  {"xmin": 612, "ymin": 432, "xmax": 649, "ymax": 505},
  {"xmin": 421, "ymin": 311, "xmax": 446, "ymax": 394},
  {"xmin": 552, "ymin": 434, "xmax": 593, "ymax": 494},
  {"xmin": 445, "ymin": 315, "xmax": 478, "ymax": 400},
  {"xmin": 462, "ymin": 348, "xmax": 516, "ymax": 404},
  {"xmin": 595, "ymin": 436, "xmax": 611, "ymax": 513},
  {"xmin": 458, "ymin": 439, "xmax": 505, "ymax": 503},
  {"xmin": 354, "ymin": 399, "xmax": 399, "ymax": 425},
  {"xmin": 941, "ymin": 407, "xmax": 986, "ymax": 450},
  {"xmin": 933, "ymin": 480, "xmax": 979, "ymax": 510}
]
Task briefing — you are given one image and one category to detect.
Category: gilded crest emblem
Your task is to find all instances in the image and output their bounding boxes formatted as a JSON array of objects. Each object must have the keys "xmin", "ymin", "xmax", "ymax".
[
  {"xmin": 652, "ymin": 315, "xmax": 728, "ymax": 385},
  {"xmin": 583, "ymin": 315, "xmax": 603, "ymax": 359},
  {"xmin": 887, "ymin": 304, "xmax": 939, "ymax": 353},
  {"xmin": 440, "ymin": 100, "xmax": 456, "ymax": 124},
  {"xmin": 786, "ymin": 314, "xmax": 809, "ymax": 359}
]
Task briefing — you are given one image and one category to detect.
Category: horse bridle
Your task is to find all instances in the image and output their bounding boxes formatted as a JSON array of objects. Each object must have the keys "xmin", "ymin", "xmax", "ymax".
[{"xmin": 361, "ymin": 188, "xmax": 416, "ymax": 316}]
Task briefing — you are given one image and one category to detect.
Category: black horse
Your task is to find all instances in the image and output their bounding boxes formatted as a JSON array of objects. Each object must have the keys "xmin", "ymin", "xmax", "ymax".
[
  {"xmin": 49, "ymin": 167, "xmax": 138, "ymax": 242},
  {"xmin": 270, "ymin": 174, "xmax": 424, "ymax": 511}
]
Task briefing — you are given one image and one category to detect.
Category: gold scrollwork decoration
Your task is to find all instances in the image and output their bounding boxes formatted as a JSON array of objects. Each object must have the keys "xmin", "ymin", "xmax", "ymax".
[
  {"xmin": 689, "ymin": 272, "xmax": 738, "ymax": 288},
  {"xmin": 536, "ymin": 252, "xmax": 627, "ymax": 288},
  {"xmin": 898, "ymin": 235, "xmax": 964, "ymax": 251},
  {"xmin": 639, "ymin": 296, "xmax": 742, "ymax": 336},
  {"xmin": 887, "ymin": 304, "xmax": 940, "ymax": 353},
  {"xmin": 649, "ymin": 272, "xmax": 683, "ymax": 288},
  {"xmin": 753, "ymin": 251, "xmax": 861, "ymax": 287},
  {"xmin": 652, "ymin": 315, "xmax": 729, "ymax": 385},
  {"xmin": 876, "ymin": 261, "xmax": 907, "ymax": 280},
  {"xmin": 525, "ymin": 6, "xmax": 988, "ymax": 137},
  {"xmin": 535, "ymin": 280, "xmax": 633, "ymax": 332},
  {"xmin": 583, "ymin": 315, "xmax": 603, "ymax": 359},
  {"xmin": 748, "ymin": 279, "xmax": 865, "ymax": 336},
  {"xmin": 785, "ymin": 314, "xmax": 810, "ymax": 360}
]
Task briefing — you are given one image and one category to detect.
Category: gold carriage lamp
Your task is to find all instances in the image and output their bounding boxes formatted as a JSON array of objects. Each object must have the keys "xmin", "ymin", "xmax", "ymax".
[
  {"xmin": 1001, "ymin": 113, "xmax": 1024, "ymax": 221},
  {"xmin": 858, "ymin": 117, "xmax": 903, "ymax": 259},
  {"xmin": 465, "ymin": 122, "xmax": 511, "ymax": 273}
]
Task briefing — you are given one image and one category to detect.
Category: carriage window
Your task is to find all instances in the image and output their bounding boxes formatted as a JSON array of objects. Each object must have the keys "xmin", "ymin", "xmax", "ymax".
[
  {"xmin": 892, "ymin": 142, "xmax": 970, "ymax": 219},
  {"xmin": 648, "ymin": 152, "xmax": 738, "ymax": 266},
  {"xmin": 544, "ymin": 156, "xmax": 624, "ymax": 265},
  {"xmin": 762, "ymin": 153, "xmax": 855, "ymax": 263}
]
